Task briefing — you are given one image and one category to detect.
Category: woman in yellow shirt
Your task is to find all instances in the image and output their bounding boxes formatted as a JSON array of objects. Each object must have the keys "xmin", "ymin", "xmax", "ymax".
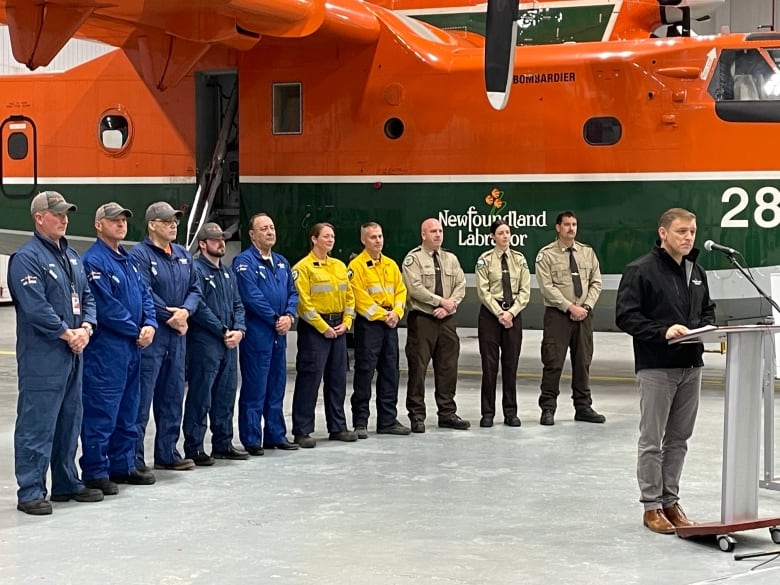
[{"xmin": 291, "ymin": 222, "xmax": 356, "ymax": 447}]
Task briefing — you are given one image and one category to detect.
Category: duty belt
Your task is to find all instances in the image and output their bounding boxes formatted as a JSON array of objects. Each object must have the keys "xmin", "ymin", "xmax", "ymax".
[
  {"xmin": 499, "ymin": 300, "xmax": 513, "ymax": 310},
  {"xmin": 319, "ymin": 312, "xmax": 343, "ymax": 325}
]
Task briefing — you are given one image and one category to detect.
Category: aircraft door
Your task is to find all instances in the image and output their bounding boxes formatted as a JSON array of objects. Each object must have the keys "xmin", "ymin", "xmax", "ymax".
[{"xmin": 0, "ymin": 115, "xmax": 38, "ymax": 199}]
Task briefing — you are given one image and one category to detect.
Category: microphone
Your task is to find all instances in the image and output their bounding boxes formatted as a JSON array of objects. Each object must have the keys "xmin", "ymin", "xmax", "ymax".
[{"xmin": 704, "ymin": 240, "xmax": 738, "ymax": 255}]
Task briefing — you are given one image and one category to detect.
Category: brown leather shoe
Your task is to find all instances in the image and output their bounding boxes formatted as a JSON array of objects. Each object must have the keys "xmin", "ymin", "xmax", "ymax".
[
  {"xmin": 663, "ymin": 503, "xmax": 695, "ymax": 528},
  {"xmin": 643, "ymin": 509, "xmax": 675, "ymax": 534}
]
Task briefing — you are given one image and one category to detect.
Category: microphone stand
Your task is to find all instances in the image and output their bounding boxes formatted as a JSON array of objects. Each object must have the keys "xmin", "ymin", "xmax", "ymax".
[{"xmin": 724, "ymin": 252, "xmax": 780, "ymax": 318}]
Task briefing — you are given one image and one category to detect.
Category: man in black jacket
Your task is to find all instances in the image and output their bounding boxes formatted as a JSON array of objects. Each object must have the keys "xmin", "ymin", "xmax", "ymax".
[{"xmin": 615, "ymin": 208, "xmax": 716, "ymax": 535}]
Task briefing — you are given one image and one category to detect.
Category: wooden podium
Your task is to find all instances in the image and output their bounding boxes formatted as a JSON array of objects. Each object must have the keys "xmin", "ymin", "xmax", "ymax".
[{"xmin": 670, "ymin": 325, "xmax": 780, "ymax": 551}]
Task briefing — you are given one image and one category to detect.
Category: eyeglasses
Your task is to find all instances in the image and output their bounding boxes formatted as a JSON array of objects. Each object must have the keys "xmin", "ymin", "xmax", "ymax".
[{"xmin": 153, "ymin": 218, "xmax": 180, "ymax": 226}]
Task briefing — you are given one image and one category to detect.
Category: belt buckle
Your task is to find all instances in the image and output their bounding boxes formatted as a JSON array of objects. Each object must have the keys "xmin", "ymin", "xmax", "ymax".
[{"xmin": 501, "ymin": 301, "xmax": 511, "ymax": 310}]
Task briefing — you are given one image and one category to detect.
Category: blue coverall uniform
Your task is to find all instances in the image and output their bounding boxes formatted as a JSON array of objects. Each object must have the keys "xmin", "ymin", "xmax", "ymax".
[
  {"xmin": 81, "ymin": 239, "xmax": 157, "ymax": 480},
  {"xmin": 233, "ymin": 247, "xmax": 298, "ymax": 448},
  {"xmin": 8, "ymin": 232, "xmax": 97, "ymax": 503},
  {"xmin": 129, "ymin": 238, "xmax": 200, "ymax": 467},
  {"xmin": 183, "ymin": 255, "xmax": 246, "ymax": 456}
]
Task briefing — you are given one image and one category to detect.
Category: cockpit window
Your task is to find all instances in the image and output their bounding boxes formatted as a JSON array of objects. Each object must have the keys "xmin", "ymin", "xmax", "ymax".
[{"xmin": 708, "ymin": 49, "xmax": 779, "ymax": 102}]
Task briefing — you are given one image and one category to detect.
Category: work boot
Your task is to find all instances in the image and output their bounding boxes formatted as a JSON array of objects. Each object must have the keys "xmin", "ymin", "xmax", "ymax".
[
  {"xmin": 294, "ymin": 434, "xmax": 317, "ymax": 448},
  {"xmin": 574, "ymin": 406, "xmax": 606, "ymax": 423},
  {"xmin": 191, "ymin": 452, "xmax": 216, "ymax": 466},
  {"xmin": 663, "ymin": 503, "xmax": 696, "ymax": 528},
  {"xmin": 438, "ymin": 415, "xmax": 470, "ymax": 430},
  {"xmin": 110, "ymin": 469, "xmax": 156, "ymax": 485},
  {"xmin": 540, "ymin": 409, "xmax": 555, "ymax": 426},
  {"xmin": 50, "ymin": 488, "xmax": 104, "ymax": 503},
  {"xmin": 17, "ymin": 499, "xmax": 52, "ymax": 516},
  {"xmin": 329, "ymin": 430, "xmax": 358, "ymax": 442},
  {"xmin": 355, "ymin": 426, "xmax": 369, "ymax": 439},
  {"xmin": 480, "ymin": 416, "xmax": 494, "ymax": 428},
  {"xmin": 410, "ymin": 420, "xmax": 425, "ymax": 434},
  {"xmin": 377, "ymin": 421, "xmax": 411, "ymax": 435},
  {"xmin": 153, "ymin": 458, "xmax": 195, "ymax": 471},
  {"xmin": 84, "ymin": 477, "xmax": 119, "ymax": 496},
  {"xmin": 643, "ymin": 509, "xmax": 675, "ymax": 534}
]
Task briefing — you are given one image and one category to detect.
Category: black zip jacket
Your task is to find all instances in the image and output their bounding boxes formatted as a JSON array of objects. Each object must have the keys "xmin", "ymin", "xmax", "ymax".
[{"xmin": 615, "ymin": 242, "xmax": 716, "ymax": 372}]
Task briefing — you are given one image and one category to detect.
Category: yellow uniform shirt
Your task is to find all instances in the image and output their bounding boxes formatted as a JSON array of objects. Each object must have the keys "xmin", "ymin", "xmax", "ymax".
[
  {"xmin": 348, "ymin": 249, "xmax": 407, "ymax": 321},
  {"xmin": 293, "ymin": 251, "xmax": 355, "ymax": 333},
  {"xmin": 475, "ymin": 246, "xmax": 531, "ymax": 317}
]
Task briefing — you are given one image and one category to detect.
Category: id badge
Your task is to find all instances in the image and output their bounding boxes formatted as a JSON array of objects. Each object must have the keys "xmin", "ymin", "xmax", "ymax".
[{"xmin": 71, "ymin": 287, "xmax": 81, "ymax": 316}]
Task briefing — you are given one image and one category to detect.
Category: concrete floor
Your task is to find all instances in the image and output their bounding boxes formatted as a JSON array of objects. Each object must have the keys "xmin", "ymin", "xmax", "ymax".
[{"xmin": 1, "ymin": 305, "xmax": 780, "ymax": 584}]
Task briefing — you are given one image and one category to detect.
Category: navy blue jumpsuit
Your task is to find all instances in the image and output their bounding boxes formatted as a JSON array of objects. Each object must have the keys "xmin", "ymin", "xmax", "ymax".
[
  {"xmin": 129, "ymin": 238, "xmax": 201, "ymax": 467},
  {"xmin": 8, "ymin": 232, "xmax": 97, "ymax": 503},
  {"xmin": 233, "ymin": 247, "xmax": 298, "ymax": 448},
  {"xmin": 183, "ymin": 255, "xmax": 246, "ymax": 456},
  {"xmin": 81, "ymin": 239, "xmax": 157, "ymax": 480}
]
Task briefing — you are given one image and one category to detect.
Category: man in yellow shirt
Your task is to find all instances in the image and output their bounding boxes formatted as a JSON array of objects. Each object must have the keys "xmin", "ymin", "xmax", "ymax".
[{"xmin": 348, "ymin": 222, "xmax": 410, "ymax": 438}]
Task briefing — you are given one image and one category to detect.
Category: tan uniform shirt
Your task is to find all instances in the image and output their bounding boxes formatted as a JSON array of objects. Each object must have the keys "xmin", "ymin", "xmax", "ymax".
[
  {"xmin": 535, "ymin": 239, "xmax": 602, "ymax": 312},
  {"xmin": 475, "ymin": 247, "xmax": 531, "ymax": 317},
  {"xmin": 402, "ymin": 246, "xmax": 466, "ymax": 314}
]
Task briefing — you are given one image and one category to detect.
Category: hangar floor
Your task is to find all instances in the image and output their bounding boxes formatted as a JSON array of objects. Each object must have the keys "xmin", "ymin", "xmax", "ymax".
[{"xmin": 1, "ymin": 305, "xmax": 780, "ymax": 585}]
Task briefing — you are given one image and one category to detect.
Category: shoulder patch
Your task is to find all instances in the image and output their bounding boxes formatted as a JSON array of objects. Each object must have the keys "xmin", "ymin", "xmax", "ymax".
[
  {"xmin": 475, "ymin": 258, "xmax": 486, "ymax": 270},
  {"xmin": 536, "ymin": 252, "xmax": 544, "ymax": 262},
  {"xmin": 292, "ymin": 269, "xmax": 299, "ymax": 281},
  {"xmin": 347, "ymin": 269, "xmax": 354, "ymax": 280},
  {"xmin": 403, "ymin": 255, "xmax": 415, "ymax": 267}
]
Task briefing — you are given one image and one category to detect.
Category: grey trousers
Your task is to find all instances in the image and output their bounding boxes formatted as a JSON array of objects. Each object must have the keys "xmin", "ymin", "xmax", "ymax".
[{"xmin": 636, "ymin": 367, "xmax": 702, "ymax": 510}]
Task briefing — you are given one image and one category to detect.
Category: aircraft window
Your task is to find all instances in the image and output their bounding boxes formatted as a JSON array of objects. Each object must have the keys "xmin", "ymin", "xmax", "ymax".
[
  {"xmin": 273, "ymin": 83, "xmax": 302, "ymax": 135},
  {"xmin": 7, "ymin": 132, "xmax": 28, "ymax": 160},
  {"xmin": 708, "ymin": 49, "xmax": 779, "ymax": 102},
  {"xmin": 98, "ymin": 110, "xmax": 132, "ymax": 154},
  {"xmin": 583, "ymin": 117, "xmax": 621, "ymax": 146},
  {"xmin": 384, "ymin": 118, "xmax": 405, "ymax": 140}
]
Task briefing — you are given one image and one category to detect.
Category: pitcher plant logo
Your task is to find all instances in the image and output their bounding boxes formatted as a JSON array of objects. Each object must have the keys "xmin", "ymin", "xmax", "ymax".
[{"xmin": 485, "ymin": 188, "xmax": 506, "ymax": 214}]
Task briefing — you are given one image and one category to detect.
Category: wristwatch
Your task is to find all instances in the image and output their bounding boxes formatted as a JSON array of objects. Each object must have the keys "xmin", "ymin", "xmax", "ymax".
[
  {"xmin": 82, "ymin": 323, "xmax": 94, "ymax": 337},
  {"xmin": 582, "ymin": 304, "xmax": 592, "ymax": 313},
  {"xmin": 286, "ymin": 313, "xmax": 296, "ymax": 324}
]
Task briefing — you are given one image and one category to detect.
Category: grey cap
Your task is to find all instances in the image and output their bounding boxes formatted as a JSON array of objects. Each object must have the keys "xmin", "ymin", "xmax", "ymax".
[
  {"xmin": 30, "ymin": 191, "xmax": 77, "ymax": 215},
  {"xmin": 197, "ymin": 222, "xmax": 226, "ymax": 241},
  {"xmin": 144, "ymin": 201, "xmax": 182, "ymax": 223},
  {"xmin": 95, "ymin": 202, "xmax": 133, "ymax": 222}
]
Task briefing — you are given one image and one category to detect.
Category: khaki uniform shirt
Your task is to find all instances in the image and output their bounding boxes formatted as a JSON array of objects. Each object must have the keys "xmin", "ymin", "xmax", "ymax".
[
  {"xmin": 475, "ymin": 246, "xmax": 531, "ymax": 317},
  {"xmin": 293, "ymin": 251, "xmax": 355, "ymax": 333},
  {"xmin": 535, "ymin": 239, "xmax": 602, "ymax": 312},
  {"xmin": 348, "ymin": 249, "xmax": 407, "ymax": 321},
  {"xmin": 402, "ymin": 246, "xmax": 466, "ymax": 315}
]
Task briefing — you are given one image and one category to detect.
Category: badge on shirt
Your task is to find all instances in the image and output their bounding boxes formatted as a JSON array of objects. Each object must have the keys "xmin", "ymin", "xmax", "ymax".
[
  {"xmin": 403, "ymin": 256, "xmax": 414, "ymax": 267},
  {"xmin": 535, "ymin": 252, "xmax": 544, "ymax": 263},
  {"xmin": 178, "ymin": 258, "xmax": 188, "ymax": 265},
  {"xmin": 475, "ymin": 258, "xmax": 485, "ymax": 270},
  {"xmin": 347, "ymin": 269, "xmax": 354, "ymax": 280},
  {"xmin": 20, "ymin": 275, "xmax": 38, "ymax": 286},
  {"xmin": 292, "ymin": 269, "xmax": 299, "ymax": 281},
  {"xmin": 235, "ymin": 263, "xmax": 248, "ymax": 272},
  {"xmin": 71, "ymin": 289, "xmax": 81, "ymax": 316}
]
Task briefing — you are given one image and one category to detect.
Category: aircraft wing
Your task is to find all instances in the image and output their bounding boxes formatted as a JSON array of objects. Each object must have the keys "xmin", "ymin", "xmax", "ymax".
[{"xmin": 0, "ymin": 0, "xmax": 382, "ymax": 88}]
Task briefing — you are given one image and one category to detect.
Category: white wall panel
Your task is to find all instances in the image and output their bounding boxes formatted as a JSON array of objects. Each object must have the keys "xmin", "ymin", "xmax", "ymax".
[{"xmin": 0, "ymin": 26, "xmax": 114, "ymax": 75}]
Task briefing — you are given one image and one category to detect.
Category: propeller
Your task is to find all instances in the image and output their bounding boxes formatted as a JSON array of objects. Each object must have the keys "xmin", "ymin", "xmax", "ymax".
[{"xmin": 484, "ymin": 0, "xmax": 518, "ymax": 111}]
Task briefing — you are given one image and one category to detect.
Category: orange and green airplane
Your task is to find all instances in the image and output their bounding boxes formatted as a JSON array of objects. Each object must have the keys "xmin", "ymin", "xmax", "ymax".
[{"xmin": 1, "ymin": 0, "xmax": 778, "ymax": 328}]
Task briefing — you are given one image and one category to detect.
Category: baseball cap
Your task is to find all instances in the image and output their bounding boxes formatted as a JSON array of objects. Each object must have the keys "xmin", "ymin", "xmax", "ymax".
[
  {"xmin": 30, "ymin": 191, "xmax": 77, "ymax": 215},
  {"xmin": 144, "ymin": 201, "xmax": 183, "ymax": 223},
  {"xmin": 197, "ymin": 222, "xmax": 226, "ymax": 241},
  {"xmin": 95, "ymin": 202, "xmax": 133, "ymax": 222}
]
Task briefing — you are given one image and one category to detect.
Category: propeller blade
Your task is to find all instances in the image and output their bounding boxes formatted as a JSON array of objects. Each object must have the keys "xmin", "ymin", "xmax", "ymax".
[{"xmin": 484, "ymin": 0, "xmax": 518, "ymax": 110}]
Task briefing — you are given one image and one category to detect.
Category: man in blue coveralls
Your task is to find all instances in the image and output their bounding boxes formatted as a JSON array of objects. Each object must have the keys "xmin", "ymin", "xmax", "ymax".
[
  {"xmin": 9, "ymin": 191, "xmax": 103, "ymax": 515},
  {"xmin": 130, "ymin": 201, "xmax": 201, "ymax": 471},
  {"xmin": 233, "ymin": 213, "xmax": 299, "ymax": 455},
  {"xmin": 183, "ymin": 222, "xmax": 249, "ymax": 465},
  {"xmin": 81, "ymin": 202, "xmax": 158, "ymax": 493}
]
